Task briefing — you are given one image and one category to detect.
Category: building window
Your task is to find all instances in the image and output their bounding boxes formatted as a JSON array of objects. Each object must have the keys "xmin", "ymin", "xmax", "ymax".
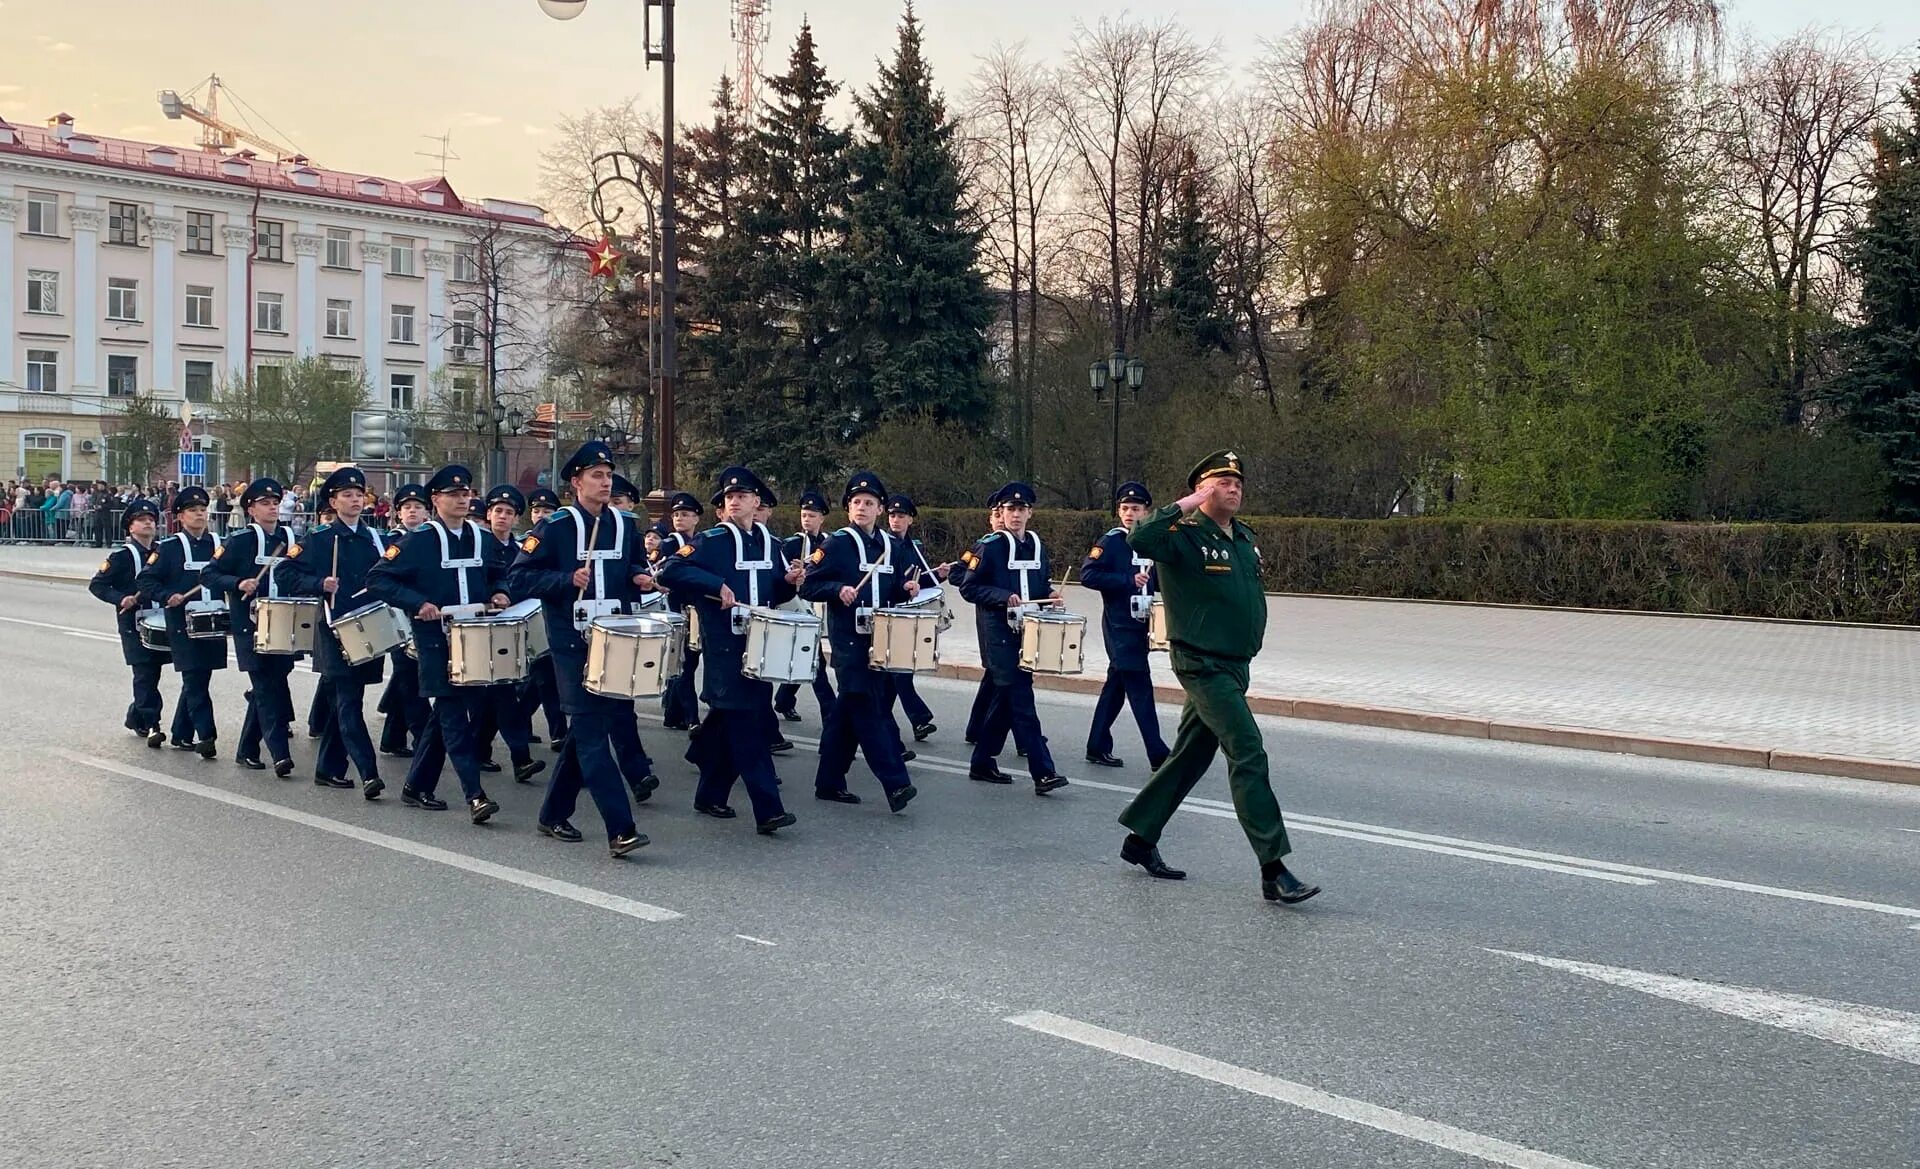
[
  {"xmin": 107, "ymin": 278, "xmax": 140, "ymax": 322},
  {"xmin": 107, "ymin": 355, "xmax": 138, "ymax": 397},
  {"xmin": 256, "ymin": 364, "xmax": 287, "ymax": 402},
  {"xmin": 389, "ymin": 304, "xmax": 416, "ymax": 343},
  {"xmin": 389, "ymin": 237, "xmax": 417, "ymax": 276},
  {"xmin": 186, "ymin": 211, "xmax": 215, "ymax": 254},
  {"xmin": 255, "ymin": 291, "xmax": 285, "ymax": 333},
  {"xmin": 257, "ymin": 220, "xmax": 284, "ymax": 261},
  {"xmin": 325, "ymin": 227, "xmax": 353, "ymax": 268},
  {"xmin": 22, "ymin": 432, "xmax": 67, "ymax": 483},
  {"xmin": 25, "ymin": 191, "xmax": 60, "ymax": 236},
  {"xmin": 451, "ymin": 309, "xmax": 479, "ymax": 351},
  {"xmin": 448, "ymin": 374, "xmax": 476, "ymax": 415},
  {"xmin": 108, "ymin": 201, "xmax": 142, "ymax": 246},
  {"xmin": 452, "ymin": 244, "xmax": 479, "ymax": 282},
  {"xmin": 325, "ymin": 299, "xmax": 353, "ymax": 338},
  {"xmin": 25, "ymin": 350, "xmax": 58, "ymax": 394},
  {"xmin": 184, "ymin": 360, "xmax": 215, "ymax": 404},
  {"xmin": 185, "ymin": 284, "xmax": 215, "ymax": 327},
  {"xmin": 26, "ymin": 270, "xmax": 59, "ymax": 315},
  {"xmin": 389, "ymin": 372, "xmax": 417, "ymax": 412}
]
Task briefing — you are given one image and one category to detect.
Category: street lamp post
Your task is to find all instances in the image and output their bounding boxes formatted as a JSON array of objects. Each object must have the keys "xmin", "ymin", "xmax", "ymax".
[
  {"xmin": 1088, "ymin": 350, "xmax": 1146, "ymax": 502},
  {"xmin": 475, "ymin": 402, "xmax": 526, "ymax": 487},
  {"xmin": 539, "ymin": 0, "xmax": 678, "ymax": 491}
]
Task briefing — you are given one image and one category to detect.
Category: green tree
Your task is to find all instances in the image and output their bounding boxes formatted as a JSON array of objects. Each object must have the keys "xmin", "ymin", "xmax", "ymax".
[
  {"xmin": 212, "ymin": 357, "xmax": 369, "ymax": 482},
  {"xmin": 1835, "ymin": 69, "xmax": 1920, "ymax": 516},
  {"xmin": 101, "ymin": 392, "xmax": 184, "ymax": 487},
  {"xmin": 1157, "ymin": 155, "xmax": 1234, "ymax": 355},
  {"xmin": 838, "ymin": 4, "xmax": 994, "ymax": 431}
]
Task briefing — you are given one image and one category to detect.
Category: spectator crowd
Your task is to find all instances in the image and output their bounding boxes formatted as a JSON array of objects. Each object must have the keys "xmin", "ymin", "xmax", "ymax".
[{"xmin": 3, "ymin": 476, "xmax": 391, "ymax": 545}]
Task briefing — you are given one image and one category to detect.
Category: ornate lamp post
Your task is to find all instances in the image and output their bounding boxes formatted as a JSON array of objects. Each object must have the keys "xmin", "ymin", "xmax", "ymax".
[{"xmin": 1087, "ymin": 350, "xmax": 1146, "ymax": 501}]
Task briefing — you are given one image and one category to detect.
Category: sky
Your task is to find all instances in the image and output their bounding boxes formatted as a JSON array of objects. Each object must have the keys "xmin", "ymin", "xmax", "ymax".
[{"xmin": 3, "ymin": 0, "xmax": 1917, "ymax": 209}]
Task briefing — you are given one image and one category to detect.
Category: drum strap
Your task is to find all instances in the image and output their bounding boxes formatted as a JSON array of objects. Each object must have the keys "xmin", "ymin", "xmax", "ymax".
[
  {"xmin": 430, "ymin": 520, "xmax": 487, "ymax": 607},
  {"xmin": 1004, "ymin": 531, "xmax": 1044, "ymax": 599},
  {"xmin": 726, "ymin": 522, "xmax": 776, "ymax": 608},
  {"xmin": 838, "ymin": 526, "xmax": 893, "ymax": 610},
  {"xmin": 175, "ymin": 530, "xmax": 222, "ymax": 602},
  {"xmin": 248, "ymin": 523, "xmax": 285, "ymax": 599},
  {"xmin": 564, "ymin": 505, "xmax": 626, "ymax": 600}
]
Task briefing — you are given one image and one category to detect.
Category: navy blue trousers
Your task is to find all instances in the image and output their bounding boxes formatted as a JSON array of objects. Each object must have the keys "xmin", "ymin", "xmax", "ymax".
[
  {"xmin": 316, "ymin": 677, "xmax": 380, "ymax": 782},
  {"xmin": 238, "ymin": 658, "xmax": 296, "ymax": 764},
  {"xmin": 894, "ymin": 674, "xmax": 933, "ymax": 728},
  {"xmin": 406, "ymin": 690, "xmax": 487, "ymax": 801},
  {"xmin": 475, "ymin": 682, "xmax": 533, "ymax": 766},
  {"xmin": 964, "ymin": 675, "xmax": 997, "ymax": 742},
  {"xmin": 178, "ymin": 669, "xmax": 217, "ymax": 743},
  {"xmin": 1087, "ymin": 667, "xmax": 1169, "ymax": 764},
  {"xmin": 539, "ymin": 710, "xmax": 637, "ymax": 841},
  {"xmin": 663, "ymin": 648, "xmax": 701, "ymax": 726},
  {"xmin": 973, "ymin": 670, "xmax": 1056, "ymax": 779},
  {"xmin": 814, "ymin": 684, "xmax": 910, "ymax": 797},
  {"xmin": 775, "ymin": 670, "xmax": 837, "ymax": 720},
  {"xmin": 125, "ymin": 662, "xmax": 164, "ymax": 732},
  {"xmin": 688, "ymin": 706, "xmax": 785, "ymax": 822}
]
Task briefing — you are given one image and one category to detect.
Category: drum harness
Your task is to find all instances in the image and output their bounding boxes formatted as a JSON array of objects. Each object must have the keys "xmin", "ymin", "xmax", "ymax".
[
  {"xmin": 1109, "ymin": 525, "xmax": 1157, "ymax": 622},
  {"xmin": 174, "ymin": 530, "xmax": 225, "ymax": 611},
  {"xmin": 567, "ymin": 506, "xmax": 626, "ymax": 629},
  {"xmin": 838, "ymin": 525, "xmax": 894, "ymax": 633},
  {"xmin": 1000, "ymin": 530, "xmax": 1050, "ymax": 629},
  {"xmin": 723, "ymin": 522, "xmax": 777, "ymax": 633},
  {"xmin": 428, "ymin": 519, "xmax": 489, "ymax": 617}
]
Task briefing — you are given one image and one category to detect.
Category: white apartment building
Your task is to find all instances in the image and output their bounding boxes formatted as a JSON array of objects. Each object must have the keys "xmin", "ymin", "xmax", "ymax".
[{"xmin": 0, "ymin": 112, "xmax": 571, "ymax": 485}]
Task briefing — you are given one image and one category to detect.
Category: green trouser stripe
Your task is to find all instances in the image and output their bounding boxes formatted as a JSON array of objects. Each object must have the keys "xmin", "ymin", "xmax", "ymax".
[{"xmin": 1117, "ymin": 654, "xmax": 1292, "ymax": 865}]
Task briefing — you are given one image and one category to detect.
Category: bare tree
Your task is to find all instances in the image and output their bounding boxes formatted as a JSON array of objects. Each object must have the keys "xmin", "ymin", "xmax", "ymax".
[{"xmin": 538, "ymin": 99, "xmax": 660, "ymax": 236}]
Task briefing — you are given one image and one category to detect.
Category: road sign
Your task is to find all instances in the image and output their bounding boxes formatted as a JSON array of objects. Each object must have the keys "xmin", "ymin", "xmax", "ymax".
[{"xmin": 179, "ymin": 452, "xmax": 206, "ymax": 477}]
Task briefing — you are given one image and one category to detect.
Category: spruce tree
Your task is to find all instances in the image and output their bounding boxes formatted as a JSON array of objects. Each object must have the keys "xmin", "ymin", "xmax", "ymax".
[
  {"xmin": 837, "ymin": 4, "xmax": 994, "ymax": 431},
  {"xmin": 1836, "ymin": 70, "xmax": 1920, "ymax": 516},
  {"xmin": 1158, "ymin": 158, "xmax": 1235, "ymax": 355}
]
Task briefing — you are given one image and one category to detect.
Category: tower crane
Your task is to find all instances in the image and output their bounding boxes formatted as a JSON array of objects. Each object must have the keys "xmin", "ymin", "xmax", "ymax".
[
  {"xmin": 730, "ymin": 0, "xmax": 770, "ymax": 121},
  {"xmin": 157, "ymin": 74, "xmax": 302, "ymax": 161}
]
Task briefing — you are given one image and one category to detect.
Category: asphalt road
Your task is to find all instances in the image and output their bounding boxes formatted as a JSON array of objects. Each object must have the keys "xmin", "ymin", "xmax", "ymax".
[{"xmin": 3, "ymin": 574, "xmax": 1917, "ymax": 1169}]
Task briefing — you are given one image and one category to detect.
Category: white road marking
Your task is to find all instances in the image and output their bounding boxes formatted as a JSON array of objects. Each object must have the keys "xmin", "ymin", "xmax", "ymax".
[
  {"xmin": 1007, "ymin": 1010, "xmax": 1606, "ymax": 1169},
  {"xmin": 1493, "ymin": 950, "xmax": 1920, "ymax": 1067},
  {"xmin": 59, "ymin": 752, "xmax": 683, "ymax": 923},
  {"xmin": 0, "ymin": 613, "xmax": 120, "ymax": 641},
  {"xmin": 735, "ymin": 934, "xmax": 778, "ymax": 947}
]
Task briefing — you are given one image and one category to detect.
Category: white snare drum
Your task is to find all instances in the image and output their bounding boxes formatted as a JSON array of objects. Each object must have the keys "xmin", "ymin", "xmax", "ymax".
[
  {"xmin": 1147, "ymin": 597, "xmax": 1169, "ymax": 652},
  {"xmin": 185, "ymin": 599, "xmax": 231, "ymax": 640},
  {"xmin": 500, "ymin": 598, "xmax": 548, "ymax": 660},
  {"xmin": 1019, "ymin": 610, "xmax": 1086, "ymax": 675},
  {"xmin": 902, "ymin": 584, "xmax": 955, "ymax": 632},
  {"xmin": 650, "ymin": 612, "xmax": 687, "ymax": 679},
  {"xmin": 254, "ymin": 597, "xmax": 320, "ymax": 655},
  {"xmin": 684, "ymin": 606, "xmax": 703, "ymax": 653},
  {"xmin": 869, "ymin": 606, "xmax": 941, "ymax": 674},
  {"xmin": 741, "ymin": 607, "xmax": 820, "ymax": 684},
  {"xmin": 329, "ymin": 601, "xmax": 409, "ymax": 666},
  {"xmin": 447, "ymin": 614, "xmax": 528, "ymax": 686},
  {"xmin": 631, "ymin": 591, "xmax": 668, "ymax": 614},
  {"xmin": 137, "ymin": 610, "xmax": 172, "ymax": 654},
  {"xmin": 584, "ymin": 615, "xmax": 676, "ymax": 699}
]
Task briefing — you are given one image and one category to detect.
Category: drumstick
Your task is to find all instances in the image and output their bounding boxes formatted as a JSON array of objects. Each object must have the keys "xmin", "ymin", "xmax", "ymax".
[
  {"xmin": 576, "ymin": 509, "xmax": 602, "ymax": 606},
  {"xmin": 325, "ymin": 534, "xmax": 340, "ymax": 621}
]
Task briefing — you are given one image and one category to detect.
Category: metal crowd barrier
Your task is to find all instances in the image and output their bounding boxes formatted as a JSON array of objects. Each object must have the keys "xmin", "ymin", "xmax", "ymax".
[{"xmin": 2, "ymin": 506, "xmax": 328, "ymax": 545}]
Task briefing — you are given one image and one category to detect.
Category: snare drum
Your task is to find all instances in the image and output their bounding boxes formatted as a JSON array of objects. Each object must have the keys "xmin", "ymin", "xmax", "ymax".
[
  {"xmin": 184, "ymin": 599, "xmax": 231, "ymax": 640},
  {"xmin": 446, "ymin": 614, "xmax": 528, "ymax": 686},
  {"xmin": 1147, "ymin": 597, "xmax": 1169, "ymax": 652},
  {"xmin": 137, "ymin": 610, "xmax": 172, "ymax": 655},
  {"xmin": 631, "ymin": 591, "xmax": 668, "ymax": 614},
  {"xmin": 741, "ymin": 607, "xmax": 820, "ymax": 684},
  {"xmin": 254, "ymin": 597, "xmax": 320, "ymax": 655},
  {"xmin": 584, "ymin": 615, "xmax": 677, "ymax": 699},
  {"xmin": 869, "ymin": 606, "xmax": 941, "ymax": 674},
  {"xmin": 329, "ymin": 601, "xmax": 410, "ymax": 666},
  {"xmin": 902, "ymin": 584, "xmax": 955, "ymax": 632},
  {"xmin": 684, "ymin": 606, "xmax": 703, "ymax": 653},
  {"xmin": 500, "ymin": 598, "xmax": 548, "ymax": 660},
  {"xmin": 1018, "ymin": 610, "xmax": 1086, "ymax": 675}
]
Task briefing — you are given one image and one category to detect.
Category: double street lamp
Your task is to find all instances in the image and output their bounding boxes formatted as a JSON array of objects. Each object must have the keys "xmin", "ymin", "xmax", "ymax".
[
  {"xmin": 1088, "ymin": 350, "xmax": 1146, "ymax": 502},
  {"xmin": 473, "ymin": 402, "xmax": 526, "ymax": 487}
]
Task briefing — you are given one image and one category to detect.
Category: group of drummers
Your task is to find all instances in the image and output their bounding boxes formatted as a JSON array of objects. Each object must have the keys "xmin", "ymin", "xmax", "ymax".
[{"xmin": 87, "ymin": 440, "xmax": 1181, "ymax": 859}]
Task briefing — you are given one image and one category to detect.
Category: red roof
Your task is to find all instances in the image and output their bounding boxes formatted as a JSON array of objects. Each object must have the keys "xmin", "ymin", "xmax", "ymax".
[{"xmin": 0, "ymin": 116, "xmax": 549, "ymax": 227}]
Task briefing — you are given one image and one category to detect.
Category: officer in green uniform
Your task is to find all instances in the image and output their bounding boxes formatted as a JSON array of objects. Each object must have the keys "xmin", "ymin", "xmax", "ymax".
[{"xmin": 1115, "ymin": 449, "xmax": 1320, "ymax": 905}]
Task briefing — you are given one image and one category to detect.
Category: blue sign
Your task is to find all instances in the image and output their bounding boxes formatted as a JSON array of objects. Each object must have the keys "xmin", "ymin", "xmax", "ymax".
[{"xmin": 179, "ymin": 452, "xmax": 206, "ymax": 477}]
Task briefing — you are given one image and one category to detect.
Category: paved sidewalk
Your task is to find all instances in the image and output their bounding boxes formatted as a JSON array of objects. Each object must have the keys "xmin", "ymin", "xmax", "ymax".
[{"xmin": 9, "ymin": 544, "xmax": 1916, "ymax": 774}]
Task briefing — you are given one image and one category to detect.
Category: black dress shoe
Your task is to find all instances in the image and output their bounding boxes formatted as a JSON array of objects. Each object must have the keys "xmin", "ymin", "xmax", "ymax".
[
  {"xmin": 1121, "ymin": 833, "xmax": 1187, "ymax": 880},
  {"xmin": 610, "ymin": 830, "xmax": 650, "ymax": 857},
  {"xmin": 1016, "ymin": 747, "xmax": 1027, "ymax": 758},
  {"xmin": 756, "ymin": 812, "xmax": 797, "ymax": 835},
  {"xmin": 197, "ymin": 739, "xmax": 219, "ymax": 760},
  {"xmin": 171, "ymin": 738, "xmax": 197, "ymax": 751},
  {"xmin": 1262, "ymin": 863, "xmax": 1322, "ymax": 904},
  {"xmin": 315, "ymin": 773, "xmax": 353, "ymax": 789},
  {"xmin": 1033, "ymin": 774, "xmax": 1070, "ymax": 795},
  {"xmin": 146, "ymin": 728, "xmax": 166, "ymax": 748},
  {"xmin": 770, "ymin": 737, "xmax": 794, "ymax": 754},
  {"xmin": 550, "ymin": 737, "xmax": 566, "ymax": 753},
  {"xmin": 235, "ymin": 754, "xmax": 265, "ymax": 771},
  {"xmin": 514, "ymin": 758, "xmax": 547, "ymax": 783},
  {"xmin": 627, "ymin": 772, "xmax": 660, "ymax": 803},
  {"xmin": 539, "ymin": 819, "xmax": 584, "ymax": 842},
  {"xmin": 306, "ymin": 729, "xmax": 322, "ymax": 740},
  {"xmin": 1148, "ymin": 756, "xmax": 1170, "ymax": 771},
  {"xmin": 468, "ymin": 795, "xmax": 500, "ymax": 824},
  {"xmin": 529, "ymin": 734, "xmax": 544, "ymax": 744},
  {"xmin": 902, "ymin": 749, "xmax": 917, "ymax": 762},
  {"xmin": 400, "ymin": 786, "xmax": 448, "ymax": 810},
  {"xmin": 383, "ymin": 746, "xmax": 415, "ymax": 759},
  {"xmin": 885, "ymin": 784, "xmax": 918, "ymax": 813},
  {"xmin": 477, "ymin": 760, "xmax": 502, "ymax": 774},
  {"xmin": 1085, "ymin": 751, "xmax": 1124, "ymax": 768},
  {"xmin": 663, "ymin": 720, "xmax": 690, "ymax": 732},
  {"xmin": 273, "ymin": 758, "xmax": 296, "ymax": 779},
  {"xmin": 694, "ymin": 802, "xmax": 738, "ymax": 819},
  {"xmin": 913, "ymin": 721, "xmax": 936, "ymax": 741},
  {"xmin": 815, "ymin": 789, "xmax": 862, "ymax": 804},
  {"xmin": 362, "ymin": 775, "xmax": 386, "ymax": 800},
  {"xmin": 778, "ymin": 709, "xmax": 801, "ymax": 722},
  {"xmin": 968, "ymin": 764, "xmax": 1013, "ymax": 785}
]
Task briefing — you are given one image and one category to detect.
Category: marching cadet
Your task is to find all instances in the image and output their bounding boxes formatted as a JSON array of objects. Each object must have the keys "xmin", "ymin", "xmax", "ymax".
[
  {"xmin": 137, "ymin": 485, "xmax": 227, "ymax": 758},
  {"xmin": 1081, "ymin": 481, "xmax": 1170, "ymax": 770},
  {"xmin": 376, "ymin": 483, "xmax": 433, "ymax": 757},
  {"xmin": 611, "ymin": 473, "xmax": 640, "ymax": 512},
  {"xmin": 280, "ymin": 466, "xmax": 390, "ymax": 797},
  {"xmin": 507, "ymin": 442, "xmax": 652, "ymax": 857},
  {"xmin": 1116, "ymin": 450, "xmax": 1319, "ymax": 904},
  {"xmin": 521, "ymin": 486, "xmax": 567, "ymax": 749},
  {"xmin": 472, "ymin": 484, "xmax": 546, "ymax": 785},
  {"xmin": 884, "ymin": 493, "xmax": 945, "ymax": 742},
  {"xmin": 90, "ymin": 497, "xmax": 169, "ymax": 747},
  {"xmin": 305, "ymin": 502, "xmax": 336, "ymax": 741},
  {"xmin": 748, "ymin": 487, "xmax": 796, "ymax": 755},
  {"xmin": 659, "ymin": 490, "xmax": 706, "ymax": 730},
  {"xmin": 774, "ymin": 489, "xmax": 837, "ymax": 724},
  {"xmin": 959, "ymin": 492, "xmax": 1005, "ymax": 747},
  {"xmin": 365, "ymin": 465, "xmax": 507, "ymax": 824},
  {"xmin": 800, "ymin": 470, "xmax": 921, "ymax": 813},
  {"xmin": 204, "ymin": 478, "xmax": 299, "ymax": 777},
  {"xmin": 959, "ymin": 481, "xmax": 1069, "ymax": 795},
  {"xmin": 658, "ymin": 466, "xmax": 800, "ymax": 834}
]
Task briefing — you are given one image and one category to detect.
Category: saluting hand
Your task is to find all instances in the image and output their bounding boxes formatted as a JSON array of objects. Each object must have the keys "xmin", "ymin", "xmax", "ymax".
[{"xmin": 1176, "ymin": 481, "xmax": 1214, "ymax": 513}]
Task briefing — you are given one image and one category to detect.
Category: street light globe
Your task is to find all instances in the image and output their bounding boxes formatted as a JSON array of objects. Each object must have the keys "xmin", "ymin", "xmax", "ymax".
[
  {"xmin": 1087, "ymin": 360, "xmax": 1108, "ymax": 392},
  {"xmin": 537, "ymin": 0, "xmax": 588, "ymax": 20}
]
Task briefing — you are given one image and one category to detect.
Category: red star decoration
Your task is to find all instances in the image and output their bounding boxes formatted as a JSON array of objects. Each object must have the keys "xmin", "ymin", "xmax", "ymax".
[{"xmin": 588, "ymin": 236, "xmax": 623, "ymax": 280}]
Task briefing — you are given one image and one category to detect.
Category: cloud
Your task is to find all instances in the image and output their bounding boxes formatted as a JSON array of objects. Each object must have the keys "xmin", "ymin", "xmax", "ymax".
[
  {"xmin": 0, "ymin": 84, "xmax": 21, "ymax": 95},
  {"xmin": 460, "ymin": 112, "xmax": 503, "ymax": 127},
  {"xmin": 34, "ymin": 35, "xmax": 75, "ymax": 51},
  {"xmin": 522, "ymin": 124, "xmax": 549, "ymax": 136}
]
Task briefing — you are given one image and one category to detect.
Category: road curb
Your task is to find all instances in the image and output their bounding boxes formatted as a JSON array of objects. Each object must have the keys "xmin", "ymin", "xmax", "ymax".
[{"xmin": 0, "ymin": 568, "xmax": 91, "ymax": 585}]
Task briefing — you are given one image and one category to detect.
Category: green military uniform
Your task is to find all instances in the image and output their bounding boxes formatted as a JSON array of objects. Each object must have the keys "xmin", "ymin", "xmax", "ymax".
[{"xmin": 1117, "ymin": 449, "xmax": 1293, "ymax": 866}]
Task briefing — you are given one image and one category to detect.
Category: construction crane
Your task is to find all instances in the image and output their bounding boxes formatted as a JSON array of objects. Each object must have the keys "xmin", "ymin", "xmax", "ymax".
[
  {"xmin": 157, "ymin": 74, "xmax": 302, "ymax": 161},
  {"xmin": 730, "ymin": 0, "xmax": 770, "ymax": 121}
]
